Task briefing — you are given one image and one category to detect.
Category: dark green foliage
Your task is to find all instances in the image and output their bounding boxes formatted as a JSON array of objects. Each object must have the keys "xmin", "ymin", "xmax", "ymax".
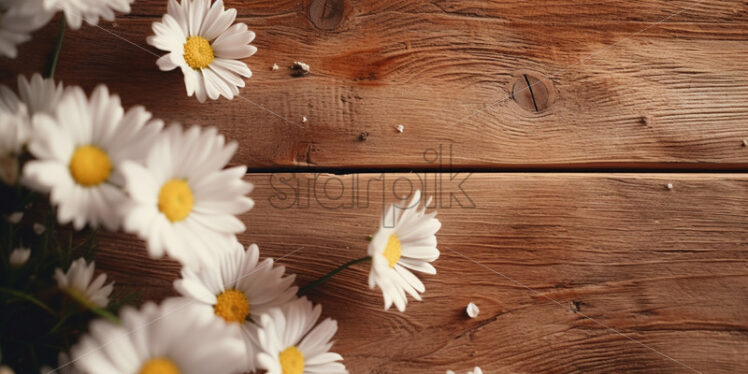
[{"xmin": 0, "ymin": 183, "xmax": 136, "ymax": 373}]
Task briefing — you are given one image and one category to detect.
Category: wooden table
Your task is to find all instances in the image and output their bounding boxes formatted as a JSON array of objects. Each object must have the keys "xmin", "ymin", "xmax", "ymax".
[{"xmin": 4, "ymin": 1, "xmax": 747, "ymax": 372}]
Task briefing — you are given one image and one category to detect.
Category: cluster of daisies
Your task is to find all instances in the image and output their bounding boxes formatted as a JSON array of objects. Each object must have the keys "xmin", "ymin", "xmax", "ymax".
[
  {"xmin": 1, "ymin": 0, "xmax": 258, "ymax": 104},
  {"xmin": 0, "ymin": 75, "xmax": 443, "ymax": 372}
]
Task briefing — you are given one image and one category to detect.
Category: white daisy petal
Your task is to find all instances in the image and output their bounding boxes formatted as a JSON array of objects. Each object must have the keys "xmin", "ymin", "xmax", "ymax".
[
  {"xmin": 0, "ymin": 105, "xmax": 31, "ymax": 185},
  {"xmin": 200, "ymin": 0, "xmax": 235, "ymax": 40},
  {"xmin": 0, "ymin": 0, "xmax": 54, "ymax": 58},
  {"xmin": 156, "ymin": 53, "xmax": 179, "ymax": 71},
  {"xmin": 43, "ymin": 0, "xmax": 134, "ymax": 30}
]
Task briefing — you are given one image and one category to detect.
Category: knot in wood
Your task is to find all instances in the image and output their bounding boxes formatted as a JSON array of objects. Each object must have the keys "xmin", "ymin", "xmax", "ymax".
[
  {"xmin": 512, "ymin": 73, "xmax": 553, "ymax": 113},
  {"xmin": 309, "ymin": 0, "xmax": 345, "ymax": 30}
]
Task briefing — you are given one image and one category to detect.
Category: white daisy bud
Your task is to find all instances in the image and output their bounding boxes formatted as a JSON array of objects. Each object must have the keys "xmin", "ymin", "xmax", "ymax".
[
  {"xmin": 466, "ymin": 302, "xmax": 479, "ymax": 318},
  {"xmin": 9, "ymin": 247, "xmax": 31, "ymax": 267},
  {"xmin": 7, "ymin": 212, "xmax": 23, "ymax": 224},
  {"xmin": 33, "ymin": 223, "xmax": 45, "ymax": 235},
  {"xmin": 470, "ymin": 367, "xmax": 483, "ymax": 374}
]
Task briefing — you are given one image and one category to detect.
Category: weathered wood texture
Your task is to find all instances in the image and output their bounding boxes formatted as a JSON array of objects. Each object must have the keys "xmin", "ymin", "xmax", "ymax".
[
  {"xmin": 3, "ymin": 1, "xmax": 748, "ymax": 169},
  {"xmin": 4, "ymin": 1, "xmax": 748, "ymax": 372},
  {"xmin": 95, "ymin": 173, "xmax": 748, "ymax": 373}
]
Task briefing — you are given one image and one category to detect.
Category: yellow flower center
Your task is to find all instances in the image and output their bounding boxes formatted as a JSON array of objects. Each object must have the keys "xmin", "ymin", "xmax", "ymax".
[
  {"xmin": 158, "ymin": 179, "xmax": 194, "ymax": 222},
  {"xmin": 382, "ymin": 234, "xmax": 402, "ymax": 268},
  {"xmin": 139, "ymin": 358, "xmax": 180, "ymax": 374},
  {"xmin": 69, "ymin": 145, "xmax": 112, "ymax": 187},
  {"xmin": 214, "ymin": 289, "xmax": 250, "ymax": 323},
  {"xmin": 279, "ymin": 346, "xmax": 305, "ymax": 374},
  {"xmin": 183, "ymin": 36, "xmax": 214, "ymax": 69}
]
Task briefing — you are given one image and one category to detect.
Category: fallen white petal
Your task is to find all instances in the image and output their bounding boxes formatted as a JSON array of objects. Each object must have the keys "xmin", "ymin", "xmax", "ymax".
[{"xmin": 466, "ymin": 302, "xmax": 479, "ymax": 318}]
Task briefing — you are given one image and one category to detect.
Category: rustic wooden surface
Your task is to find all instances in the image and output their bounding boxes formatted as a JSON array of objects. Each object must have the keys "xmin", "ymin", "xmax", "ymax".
[
  {"xmin": 4, "ymin": 0, "xmax": 748, "ymax": 373},
  {"xmin": 94, "ymin": 173, "xmax": 748, "ymax": 373},
  {"xmin": 3, "ymin": 0, "xmax": 748, "ymax": 169}
]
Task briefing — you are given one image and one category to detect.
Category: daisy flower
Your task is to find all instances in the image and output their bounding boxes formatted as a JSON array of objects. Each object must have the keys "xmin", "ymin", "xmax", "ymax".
[
  {"xmin": 23, "ymin": 85, "xmax": 163, "ymax": 230},
  {"xmin": 0, "ymin": 0, "xmax": 53, "ymax": 58},
  {"xmin": 256, "ymin": 297, "xmax": 348, "ymax": 374},
  {"xmin": 71, "ymin": 297, "xmax": 246, "ymax": 374},
  {"xmin": 54, "ymin": 257, "xmax": 114, "ymax": 308},
  {"xmin": 147, "ymin": 0, "xmax": 257, "ymax": 102},
  {"xmin": 0, "ymin": 105, "xmax": 28, "ymax": 185},
  {"xmin": 174, "ymin": 242, "xmax": 297, "ymax": 372},
  {"xmin": 120, "ymin": 123, "xmax": 254, "ymax": 270},
  {"xmin": 9, "ymin": 247, "xmax": 30, "ymax": 267},
  {"xmin": 43, "ymin": 0, "xmax": 133, "ymax": 29},
  {"xmin": 0, "ymin": 73, "xmax": 66, "ymax": 116},
  {"xmin": 367, "ymin": 190, "xmax": 441, "ymax": 312}
]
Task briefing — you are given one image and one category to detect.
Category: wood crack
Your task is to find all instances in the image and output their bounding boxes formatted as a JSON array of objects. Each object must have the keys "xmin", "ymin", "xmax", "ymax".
[{"xmin": 524, "ymin": 74, "xmax": 540, "ymax": 112}]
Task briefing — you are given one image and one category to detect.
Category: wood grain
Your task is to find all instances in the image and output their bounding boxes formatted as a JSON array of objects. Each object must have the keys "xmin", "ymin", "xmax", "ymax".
[
  {"xmin": 3, "ymin": 0, "xmax": 748, "ymax": 169},
  {"xmin": 94, "ymin": 173, "xmax": 748, "ymax": 373}
]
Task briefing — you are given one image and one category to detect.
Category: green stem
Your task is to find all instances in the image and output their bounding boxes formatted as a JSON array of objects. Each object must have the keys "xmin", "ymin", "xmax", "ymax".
[
  {"xmin": 0, "ymin": 287, "xmax": 55, "ymax": 315},
  {"xmin": 66, "ymin": 289, "xmax": 120, "ymax": 324},
  {"xmin": 48, "ymin": 312, "xmax": 70, "ymax": 334},
  {"xmin": 298, "ymin": 256, "xmax": 371, "ymax": 296},
  {"xmin": 47, "ymin": 16, "xmax": 66, "ymax": 78}
]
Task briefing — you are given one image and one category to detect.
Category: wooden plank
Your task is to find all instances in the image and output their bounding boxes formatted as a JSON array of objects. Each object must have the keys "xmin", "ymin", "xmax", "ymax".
[
  {"xmin": 3, "ymin": 1, "xmax": 748, "ymax": 169},
  {"xmin": 95, "ymin": 173, "xmax": 748, "ymax": 373},
  {"xmin": 127, "ymin": 0, "xmax": 748, "ymax": 23}
]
